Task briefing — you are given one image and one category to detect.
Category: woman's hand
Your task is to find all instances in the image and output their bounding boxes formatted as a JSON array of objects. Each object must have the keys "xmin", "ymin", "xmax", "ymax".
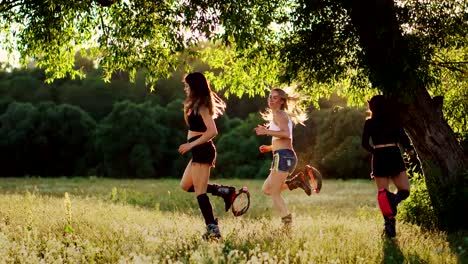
[
  {"xmin": 178, "ymin": 142, "xmax": 193, "ymax": 155},
  {"xmin": 259, "ymin": 145, "xmax": 272, "ymax": 153},
  {"xmin": 255, "ymin": 125, "xmax": 268, "ymax": 136}
]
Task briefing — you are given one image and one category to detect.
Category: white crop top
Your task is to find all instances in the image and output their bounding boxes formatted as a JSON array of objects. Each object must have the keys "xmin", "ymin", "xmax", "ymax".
[{"xmin": 268, "ymin": 116, "xmax": 293, "ymax": 141}]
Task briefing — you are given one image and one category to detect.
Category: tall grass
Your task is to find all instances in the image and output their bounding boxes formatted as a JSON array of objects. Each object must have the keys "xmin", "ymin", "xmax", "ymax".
[{"xmin": 0, "ymin": 177, "xmax": 465, "ymax": 263}]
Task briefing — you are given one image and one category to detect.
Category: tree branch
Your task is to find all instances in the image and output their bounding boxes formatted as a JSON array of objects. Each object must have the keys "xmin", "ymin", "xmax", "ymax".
[
  {"xmin": 0, "ymin": 0, "xmax": 22, "ymax": 13},
  {"xmin": 431, "ymin": 61, "xmax": 468, "ymax": 73}
]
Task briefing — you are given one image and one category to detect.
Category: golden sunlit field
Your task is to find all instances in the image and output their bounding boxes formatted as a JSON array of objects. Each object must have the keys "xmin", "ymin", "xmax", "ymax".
[{"xmin": 0, "ymin": 177, "xmax": 465, "ymax": 263}]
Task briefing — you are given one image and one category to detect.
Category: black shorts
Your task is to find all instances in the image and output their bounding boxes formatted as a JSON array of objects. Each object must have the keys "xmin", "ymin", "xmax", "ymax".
[
  {"xmin": 372, "ymin": 146, "xmax": 406, "ymax": 177},
  {"xmin": 189, "ymin": 135, "xmax": 216, "ymax": 166}
]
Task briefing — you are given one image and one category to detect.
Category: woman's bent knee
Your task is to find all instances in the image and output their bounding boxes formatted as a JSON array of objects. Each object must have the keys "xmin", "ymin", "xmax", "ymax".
[
  {"xmin": 180, "ymin": 183, "xmax": 191, "ymax": 192},
  {"xmin": 262, "ymin": 187, "xmax": 271, "ymax": 195}
]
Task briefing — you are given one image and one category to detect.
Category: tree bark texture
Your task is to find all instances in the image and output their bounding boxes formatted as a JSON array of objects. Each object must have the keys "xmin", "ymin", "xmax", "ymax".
[{"xmin": 343, "ymin": 0, "xmax": 467, "ymax": 230}]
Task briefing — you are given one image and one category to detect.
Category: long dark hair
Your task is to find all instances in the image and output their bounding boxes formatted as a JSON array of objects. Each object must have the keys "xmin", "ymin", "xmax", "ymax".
[
  {"xmin": 367, "ymin": 95, "xmax": 401, "ymax": 127},
  {"xmin": 368, "ymin": 95, "xmax": 388, "ymax": 119},
  {"xmin": 183, "ymin": 72, "xmax": 225, "ymax": 120}
]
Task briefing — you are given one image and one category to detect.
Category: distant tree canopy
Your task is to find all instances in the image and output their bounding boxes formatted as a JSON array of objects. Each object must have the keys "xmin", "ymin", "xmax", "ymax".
[
  {"xmin": 0, "ymin": 65, "xmax": 376, "ymax": 180},
  {"xmin": 0, "ymin": 101, "xmax": 96, "ymax": 176},
  {"xmin": 94, "ymin": 100, "xmax": 172, "ymax": 178}
]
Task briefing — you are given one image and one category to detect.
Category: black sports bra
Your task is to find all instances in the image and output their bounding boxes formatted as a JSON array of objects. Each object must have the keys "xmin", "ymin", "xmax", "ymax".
[{"xmin": 188, "ymin": 111, "xmax": 207, "ymax": 132}]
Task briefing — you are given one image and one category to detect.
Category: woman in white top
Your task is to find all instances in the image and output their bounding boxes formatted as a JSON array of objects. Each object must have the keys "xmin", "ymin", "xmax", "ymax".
[{"xmin": 255, "ymin": 88, "xmax": 310, "ymax": 227}]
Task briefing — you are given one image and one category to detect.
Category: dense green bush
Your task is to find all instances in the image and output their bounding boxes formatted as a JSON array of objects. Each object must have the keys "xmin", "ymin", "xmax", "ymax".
[
  {"xmin": 0, "ymin": 101, "xmax": 96, "ymax": 176},
  {"xmin": 214, "ymin": 113, "xmax": 270, "ymax": 179},
  {"xmin": 399, "ymin": 172, "xmax": 439, "ymax": 230},
  {"xmin": 0, "ymin": 97, "xmax": 378, "ymax": 180},
  {"xmin": 0, "ymin": 68, "xmax": 386, "ymax": 180},
  {"xmin": 150, "ymin": 99, "xmax": 188, "ymax": 177},
  {"xmin": 35, "ymin": 102, "xmax": 97, "ymax": 176},
  {"xmin": 298, "ymin": 107, "xmax": 371, "ymax": 179},
  {"xmin": 0, "ymin": 96, "xmax": 13, "ymax": 114},
  {"xmin": 5, "ymin": 73, "xmax": 43, "ymax": 102},
  {"xmin": 0, "ymin": 102, "xmax": 40, "ymax": 176},
  {"xmin": 94, "ymin": 100, "xmax": 180, "ymax": 178}
]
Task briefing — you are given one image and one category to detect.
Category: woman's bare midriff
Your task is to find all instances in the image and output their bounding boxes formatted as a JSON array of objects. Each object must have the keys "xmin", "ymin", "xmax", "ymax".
[
  {"xmin": 187, "ymin": 130, "xmax": 204, "ymax": 140},
  {"xmin": 271, "ymin": 138, "xmax": 293, "ymax": 151}
]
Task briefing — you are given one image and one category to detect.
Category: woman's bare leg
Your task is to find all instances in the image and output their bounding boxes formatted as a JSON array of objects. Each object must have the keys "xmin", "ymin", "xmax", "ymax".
[
  {"xmin": 180, "ymin": 160, "xmax": 194, "ymax": 191},
  {"xmin": 262, "ymin": 173, "xmax": 272, "ymax": 195},
  {"xmin": 190, "ymin": 162, "xmax": 210, "ymax": 195},
  {"xmin": 269, "ymin": 170, "xmax": 290, "ymax": 217},
  {"xmin": 374, "ymin": 177, "xmax": 390, "ymax": 190},
  {"xmin": 392, "ymin": 171, "xmax": 410, "ymax": 192}
]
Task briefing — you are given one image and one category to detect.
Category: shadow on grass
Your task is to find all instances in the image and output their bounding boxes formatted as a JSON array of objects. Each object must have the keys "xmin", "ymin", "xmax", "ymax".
[
  {"xmin": 447, "ymin": 230, "xmax": 468, "ymax": 264},
  {"xmin": 381, "ymin": 237, "xmax": 405, "ymax": 264},
  {"xmin": 379, "ymin": 226, "xmax": 468, "ymax": 263}
]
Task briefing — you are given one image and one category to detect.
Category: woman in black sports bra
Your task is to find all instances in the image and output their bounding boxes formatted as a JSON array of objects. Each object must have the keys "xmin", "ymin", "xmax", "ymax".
[
  {"xmin": 178, "ymin": 72, "xmax": 236, "ymax": 240},
  {"xmin": 362, "ymin": 95, "xmax": 416, "ymax": 238}
]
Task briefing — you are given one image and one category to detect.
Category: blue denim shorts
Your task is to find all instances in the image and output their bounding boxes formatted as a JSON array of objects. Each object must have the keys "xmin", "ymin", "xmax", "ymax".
[{"xmin": 271, "ymin": 149, "xmax": 297, "ymax": 173}]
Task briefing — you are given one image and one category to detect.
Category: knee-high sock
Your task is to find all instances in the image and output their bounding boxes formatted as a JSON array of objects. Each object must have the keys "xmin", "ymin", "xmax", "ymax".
[
  {"xmin": 197, "ymin": 193, "xmax": 216, "ymax": 225},
  {"xmin": 188, "ymin": 184, "xmax": 232, "ymax": 197},
  {"xmin": 377, "ymin": 188, "xmax": 396, "ymax": 219},
  {"xmin": 396, "ymin": 189, "xmax": 410, "ymax": 203}
]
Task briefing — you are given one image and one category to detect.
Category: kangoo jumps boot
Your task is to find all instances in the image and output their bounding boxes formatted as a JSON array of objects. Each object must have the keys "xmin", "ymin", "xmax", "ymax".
[
  {"xmin": 281, "ymin": 213, "xmax": 293, "ymax": 230},
  {"xmin": 285, "ymin": 172, "xmax": 312, "ymax": 196},
  {"xmin": 203, "ymin": 219, "xmax": 222, "ymax": 240},
  {"xmin": 209, "ymin": 184, "xmax": 237, "ymax": 212},
  {"xmin": 384, "ymin": 218, "xmax": 396, "ymax": 238},
  {"xmin": 218, "ymin": 186, "xmax": 236, "ymax": 212},
  {"xmin": 377, "ymin": 188, "xmax": 397, "ymax": 238}
]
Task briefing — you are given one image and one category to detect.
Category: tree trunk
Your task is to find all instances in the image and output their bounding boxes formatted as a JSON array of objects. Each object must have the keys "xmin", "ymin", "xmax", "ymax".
[
  {"xmin": 344, "ymin": 0, "xmax": 468, "ymax": 230},
  {"xmin": 406, "ymin": 85, "xmax": 467, "ymax": 185}
]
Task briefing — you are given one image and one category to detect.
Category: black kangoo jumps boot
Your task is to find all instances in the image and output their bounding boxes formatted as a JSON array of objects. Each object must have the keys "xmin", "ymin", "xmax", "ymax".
[
  {"xmin": 203, "ymin": 220, "xmax": 222, "ymax": 240},
  {"xmin": 384, "ymin": 218, "xmax": 396, "ymax": 238}
]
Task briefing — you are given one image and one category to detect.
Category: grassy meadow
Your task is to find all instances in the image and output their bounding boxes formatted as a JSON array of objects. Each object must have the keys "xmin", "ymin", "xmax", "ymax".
[{"xmin": 0, "ymin": 177, "xmax": 466, "ymax": 263}]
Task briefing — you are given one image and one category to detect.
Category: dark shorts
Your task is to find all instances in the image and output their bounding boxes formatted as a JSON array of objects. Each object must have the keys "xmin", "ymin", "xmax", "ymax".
[
  {"xmin": 271, "ymin": 149, "xmax": 297, "ymax": 174},
  {"xmin": 372, "ymin": 146, "xmax": 406, "ymax": 177},
  {"xmin": 189, "ymin": 135, "xmax": 216, "ymax": 166}
]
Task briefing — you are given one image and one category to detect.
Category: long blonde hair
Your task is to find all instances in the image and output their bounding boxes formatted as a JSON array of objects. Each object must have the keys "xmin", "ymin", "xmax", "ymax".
[{"xmin": 261, "ymin": 87, "xmax": 308, "ymax": 126}]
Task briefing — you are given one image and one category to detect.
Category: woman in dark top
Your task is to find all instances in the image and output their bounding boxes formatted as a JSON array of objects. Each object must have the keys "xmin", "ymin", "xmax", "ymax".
[
  {"xmin": 178, "ymin": 72, "xmax": 236, "ymax": 240},
  {"xmin": 362, "ymin": 95, "xmax": 415, "ymax": 238}
]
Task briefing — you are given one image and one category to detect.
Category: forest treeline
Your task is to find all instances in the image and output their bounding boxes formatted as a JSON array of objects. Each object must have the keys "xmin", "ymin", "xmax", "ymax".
[{"xmin": 0, "ymin": 59, "xmax": 424, "ymax": 180}]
